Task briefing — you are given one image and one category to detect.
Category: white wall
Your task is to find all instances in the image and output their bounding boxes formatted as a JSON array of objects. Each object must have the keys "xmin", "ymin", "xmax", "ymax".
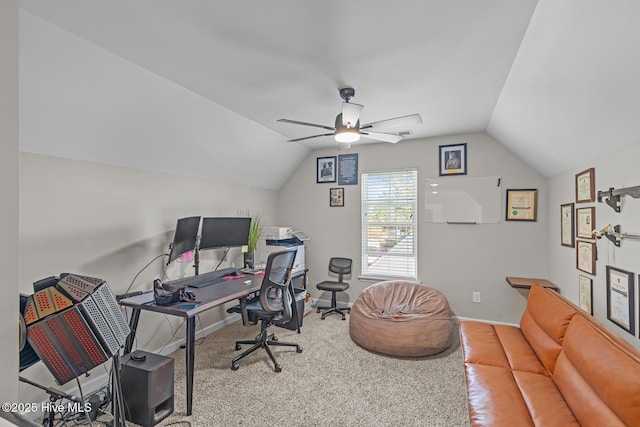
[
  {"xmin": 0, "ymin": 0, "xmax": 19, "ymax": 406},
  {"xmin": 18, "ymin": 152, "xmax": 279, "ymax": 403},
  {"xmin": 548, "ymin": 143, "xmax": 640, "ymax": 349},
  {"xmin": 279, "ymin": 133, "xmax": 548, "ymax": 324},
  {"xmin": 19, "ymin": 10, "xmax": 309, "ymax": 191}
]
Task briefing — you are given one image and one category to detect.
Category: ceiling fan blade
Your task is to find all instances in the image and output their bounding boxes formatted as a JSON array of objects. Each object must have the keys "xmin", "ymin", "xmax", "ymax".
[
  {"xmin": 360, "ymin": 113, "xmax": 423, "ymax": 131},
  {"xmin": 286, "ymin": 133, "xmax": 335, "ymax": 143},
  {"xmin": 341, "ymin": 102, "xmax": 364, "ymax": 127},
  {"xmin": 361, "ymin": 131, "xmax": 403, "ymax": 144},
  {"xmin": 278, "ymin": 118, "xmax": 335, "ymax": 131}
]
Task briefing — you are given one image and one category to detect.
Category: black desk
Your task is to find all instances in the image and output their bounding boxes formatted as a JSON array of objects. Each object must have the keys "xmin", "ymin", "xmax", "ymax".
[{"xmin": 119, "ymin": 273, "xmax": 264, "ymax": 416}]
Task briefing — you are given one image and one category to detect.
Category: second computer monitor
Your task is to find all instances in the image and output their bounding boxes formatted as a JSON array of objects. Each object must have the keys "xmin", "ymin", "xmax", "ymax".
[
  {"xmin": 168, "ymin": 216, "xmax": 201, "ymax": 263},
  {"xmin": 199, "ymin": 217, "xmax": 251, "ymax": 250}
]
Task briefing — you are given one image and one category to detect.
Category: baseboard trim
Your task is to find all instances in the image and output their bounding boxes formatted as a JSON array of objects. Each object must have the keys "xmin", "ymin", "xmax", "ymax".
[{"xmin": 453, "ymin": 315, "xmax": 519, "ymax": 327}]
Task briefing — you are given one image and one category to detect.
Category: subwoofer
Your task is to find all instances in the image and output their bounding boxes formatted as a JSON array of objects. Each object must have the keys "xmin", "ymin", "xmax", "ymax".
[{"xmin": 120, "ymin": 351, "xmax": 174, "ymax": 427}]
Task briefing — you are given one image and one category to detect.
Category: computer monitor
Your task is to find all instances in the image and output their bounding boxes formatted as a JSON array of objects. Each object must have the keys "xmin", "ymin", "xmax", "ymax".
[
  {"xmin": 167, "ymin": 216, "xmax": 201, "ymax": 263},
  {"xmin": 199, "ymin": 217, "xmax": 251, "ymax": 250}
]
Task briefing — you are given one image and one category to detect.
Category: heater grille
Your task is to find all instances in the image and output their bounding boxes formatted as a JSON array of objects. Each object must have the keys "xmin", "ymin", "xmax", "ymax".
[{"xmin": 24, "ymin": 274, "xmax": 128, "ymax": 384}]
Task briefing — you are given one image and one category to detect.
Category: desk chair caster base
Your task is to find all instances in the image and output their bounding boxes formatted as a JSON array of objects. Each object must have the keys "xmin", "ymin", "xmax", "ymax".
[
  {"xmin": 231, "ymin": 330, "xmax": 302, "ymax": 372},
  {"xmin": 318, "ymin": 306, "xmax": 350, "ymax": 320}
]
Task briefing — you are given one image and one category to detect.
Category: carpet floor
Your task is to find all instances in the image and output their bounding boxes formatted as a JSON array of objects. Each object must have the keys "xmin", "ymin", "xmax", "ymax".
[{"xmin": 156, "ymin": 310, "xmax": 471, "ymax": 427}]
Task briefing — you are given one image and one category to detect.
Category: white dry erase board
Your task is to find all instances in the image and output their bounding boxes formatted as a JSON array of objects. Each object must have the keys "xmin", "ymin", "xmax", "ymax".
[{"xmin": 425, "ymin": 176, "xmax": 502, "ymax": 224}]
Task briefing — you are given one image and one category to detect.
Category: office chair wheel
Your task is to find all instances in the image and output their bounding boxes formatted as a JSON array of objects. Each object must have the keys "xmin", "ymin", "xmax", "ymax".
[
  {"xmin": 235, "ymin": 343, "xmax": 242, "ymax": 350},
  {"xmin": 341, "ymin": 315, "xmax": 346, "ymax": 320},
  {"xmin": 274, "ymin": 364, "xmax": 282, "ymax": 373},
  {"xmin": 296, "ymin": 346, "xmax": 303, "ymax": 353},
  {"xmin": 272, "ymin": 336, "xmax": 278, "ymax": 341},
  {"xmin": 316, "ymin": 307, "xmax": 321, "ymax": 313},
  {"xmin": 231, "ymin": 363, "xmax": 239, "ymax": 371}
]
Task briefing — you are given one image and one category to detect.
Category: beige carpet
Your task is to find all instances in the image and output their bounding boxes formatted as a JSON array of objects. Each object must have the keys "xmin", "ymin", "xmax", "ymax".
[{"xmin": 159, "ymin": 311, "xmax": 471, "ymax": 427}]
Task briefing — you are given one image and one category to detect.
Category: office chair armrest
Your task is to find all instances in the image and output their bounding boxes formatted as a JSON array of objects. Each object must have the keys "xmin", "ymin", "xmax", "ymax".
[{"xmin": 237, "ymin": 294, "xmax": 259, "ymax": 326}]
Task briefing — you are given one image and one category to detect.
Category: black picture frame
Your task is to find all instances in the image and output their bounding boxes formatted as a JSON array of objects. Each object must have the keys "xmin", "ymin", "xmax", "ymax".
[
  {"xmin": 560, "ymin": 203, "xmax": 575, "ymax": 247},
  {"xmin": 317, "ymin": 156, "xmax": 336, "ymax": 183},
  {"xmin": 439, "ymin": 143, "xmax": 467, "ymax": 176},
  {"xmin": 506, "ymin": 189, "xmax": 538, "ymax": 221},
  {"xmin": 606, "ymin": 266, "xmax": 635, "ymax": 335},
  {"xmin": 330, "ymin": 188, "xmax": 344, "ymax": 207}
]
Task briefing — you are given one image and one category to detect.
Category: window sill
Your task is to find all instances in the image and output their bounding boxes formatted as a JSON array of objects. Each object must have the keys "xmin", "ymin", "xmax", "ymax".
[{"xmin": 358, "ymin": 275, "xmax": 419, "ymax": 283}]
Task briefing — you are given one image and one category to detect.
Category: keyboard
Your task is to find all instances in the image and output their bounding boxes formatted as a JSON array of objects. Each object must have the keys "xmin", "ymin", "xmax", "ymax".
[{"xmin": 163, "ymin": 268, "xmax": 238, "ymax": 290}]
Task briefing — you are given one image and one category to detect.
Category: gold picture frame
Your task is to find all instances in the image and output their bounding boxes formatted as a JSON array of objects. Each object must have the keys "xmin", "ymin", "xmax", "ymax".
[
  {"xmin": 506, "ymin": 189, "xmax": 538, "ymax": 221},
  {"xmin": 575, "ymin": 167, "xmax": 595, "ymax": 203}
]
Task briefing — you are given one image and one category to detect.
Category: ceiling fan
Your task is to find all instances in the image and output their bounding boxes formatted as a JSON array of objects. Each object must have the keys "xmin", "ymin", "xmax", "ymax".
[{"xmin": 278, "ymin": 87, "xmax": 422, "ymax": 145}]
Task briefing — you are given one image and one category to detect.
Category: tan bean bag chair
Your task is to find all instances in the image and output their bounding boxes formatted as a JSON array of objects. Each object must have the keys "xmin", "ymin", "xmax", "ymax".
[{"xmin": 349, "ymin": 280, "xmax": 453, "ymax": 357}]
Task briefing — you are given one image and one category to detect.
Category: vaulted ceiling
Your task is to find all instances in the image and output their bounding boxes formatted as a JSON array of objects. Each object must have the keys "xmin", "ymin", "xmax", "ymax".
[{"xmin": 17, "ymin": 1, "xmax": 640, "ymax": 189}]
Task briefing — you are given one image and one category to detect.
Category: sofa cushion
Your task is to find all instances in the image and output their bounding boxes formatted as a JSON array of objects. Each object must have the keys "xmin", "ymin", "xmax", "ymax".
[
  {"xmin": 553, "ymin": 315, "xmax": 640, "ymax": 427},
  {"xmin": 464, "ymin": 363, "xmax": 535, "ymax": 427},
  {"xmin": 460, "ymin": 321, "xmax": 547, "ymax": 375},
  {"xmin": 520, "ymin": 284, "xmax": 577, "ymax": 373}
]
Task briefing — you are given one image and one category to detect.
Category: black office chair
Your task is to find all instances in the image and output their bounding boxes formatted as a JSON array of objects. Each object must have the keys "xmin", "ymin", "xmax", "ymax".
[
  {"xmin": 228, "ymin": 247, "xmax": 302, "ymax": 372},
  {"xmin": 316, "ymin": 257, "xmax": 352, "ymax": 320}
]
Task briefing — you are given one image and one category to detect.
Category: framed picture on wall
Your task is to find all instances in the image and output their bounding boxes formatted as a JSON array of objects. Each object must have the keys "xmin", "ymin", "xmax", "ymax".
[
  {"xmin": 575, "ymin": 167, "xmax": 595, "ymax": 203},
  {"xmin": 317, "ymin": 156, "xmax": 336, "ymax": 183},
  {"xmin": 576, "ymin": 240, "xmax": 596, "ymax": 275},
  {"xmin": 560, "ymin": 203, "xmax": 575, "ymax": 247},
  {"xmin": 505, "ymin": 189, "xmax": 538, "ymax": 221},
  {"xmin": 439, "ymin": 143, "xmax": 467, "ymax": 176},
  {"xmin": 578, "ymin": 275, "xmax": 593, "ymax": 315},
  {"xmin": 576, "ymin": 207, "xmax": 595, "ymax": 239},
  {"xmin": 606, "ymin": 266, "xmax": 635, "ymax": 335},
  {"xmin": 329, "ymin": 187, "xmax": 344, "ymax": 207}
]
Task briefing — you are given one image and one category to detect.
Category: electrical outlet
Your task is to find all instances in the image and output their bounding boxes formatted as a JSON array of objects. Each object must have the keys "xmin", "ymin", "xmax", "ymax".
[{"xmin": 473, "ymin": 292, "xmax": 481, "ymax": 303}]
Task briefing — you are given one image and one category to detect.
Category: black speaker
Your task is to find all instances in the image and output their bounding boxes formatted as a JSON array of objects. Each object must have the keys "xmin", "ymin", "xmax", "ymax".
[{"xmin": 120, "ymin": 351, "xmax": 174, "ymax": 427}]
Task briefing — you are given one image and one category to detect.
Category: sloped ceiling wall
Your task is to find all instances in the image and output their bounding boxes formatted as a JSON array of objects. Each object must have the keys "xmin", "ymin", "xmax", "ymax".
[
  {"xmin": 17, "ymin": 0, "xmax": 640, "ymax": 186},
  {"xmin": 488, "ymin": 0, "xmax": 640, "ymax": 176}
]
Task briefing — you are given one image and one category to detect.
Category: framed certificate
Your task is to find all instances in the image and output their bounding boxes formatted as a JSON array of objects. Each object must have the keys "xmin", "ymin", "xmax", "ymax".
[
  {"xmin": 578, "ymin": 275, "xmax": 593, "ymax": 315},
  {"xmin": 576, "ymin": 240, "xmax": 596, "ymax": 275},
  {"xmin": 506, "ymin": 189, "xmax": 538, "ymax": 221},
  {"xmin": 560, "ymin": 203, "xmax": 575, "ymax": 247},
  {"xmin": 576, "ymin": 207, "xmax": 595, "ymax": 239},
  {"xmin": 575, "ymin": 168, "xmax": 595, "ymax": 203},
  {"xmin": 606, "ymin": 266, "xmax": 635, "ymax": 335}
]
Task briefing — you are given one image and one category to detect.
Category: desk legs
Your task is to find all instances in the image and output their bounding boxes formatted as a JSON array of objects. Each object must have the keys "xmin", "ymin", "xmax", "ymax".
[
  {"xmin": 185, "ymin": 316, "xmax": 196, "ymax": 416},
  {"xmin": 124, "ymin": 308, "xmax": 141, "ymax": 354},
  {"xmin": 123, "ymin": 308, "xmax": 196, "ymax": 416}
]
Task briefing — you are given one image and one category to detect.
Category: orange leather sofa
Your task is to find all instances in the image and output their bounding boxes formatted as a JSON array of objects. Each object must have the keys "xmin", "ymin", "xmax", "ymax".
[{"xmin": 459, "ymin": 284, "xmax": 640, "ymax": 427}]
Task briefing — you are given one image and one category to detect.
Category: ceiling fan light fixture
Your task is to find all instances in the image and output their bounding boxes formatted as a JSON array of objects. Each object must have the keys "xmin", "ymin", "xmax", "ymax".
[{"xmin": 335, "ymin": 127, "xmax": 360, "ymax": 143}]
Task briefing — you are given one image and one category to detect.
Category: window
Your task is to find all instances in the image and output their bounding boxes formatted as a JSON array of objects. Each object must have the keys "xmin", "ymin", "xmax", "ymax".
[{"xmin": 361, "ymin": 169, "xmax": 417, "ymax": 279}]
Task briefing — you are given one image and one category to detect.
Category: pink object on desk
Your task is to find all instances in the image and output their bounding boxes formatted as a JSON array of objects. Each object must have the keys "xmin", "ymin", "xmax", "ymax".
[{"xmin": 223, "ymin": 274, "xmax": 246, "ymax": 280}]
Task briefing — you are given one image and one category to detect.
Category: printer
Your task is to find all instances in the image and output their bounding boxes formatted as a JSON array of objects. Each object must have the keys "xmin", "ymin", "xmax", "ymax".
[{"xmin": 256, "ymin": 227, "xmax": 307, "ymax": 274}]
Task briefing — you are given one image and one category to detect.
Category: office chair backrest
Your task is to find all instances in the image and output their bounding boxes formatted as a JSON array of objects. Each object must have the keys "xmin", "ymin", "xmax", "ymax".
[
  {"xmin": 328, "ymin": 257, "xmax": 352, "ymax": 282},
  {"xmin": 259, "ymin": 247, "xmax": 298, "ymax": 321}
]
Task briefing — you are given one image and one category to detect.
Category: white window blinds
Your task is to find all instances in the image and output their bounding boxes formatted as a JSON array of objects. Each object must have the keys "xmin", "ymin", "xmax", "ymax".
[{"xmin": 361, "ymin": 169, "xmax": 418, "ymax": 279}]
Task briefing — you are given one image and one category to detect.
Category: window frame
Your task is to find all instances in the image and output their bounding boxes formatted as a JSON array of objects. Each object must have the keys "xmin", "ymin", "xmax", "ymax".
[{"xmin": 360, "ymin": 168, "xmax": 418, "ymax": 281}]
